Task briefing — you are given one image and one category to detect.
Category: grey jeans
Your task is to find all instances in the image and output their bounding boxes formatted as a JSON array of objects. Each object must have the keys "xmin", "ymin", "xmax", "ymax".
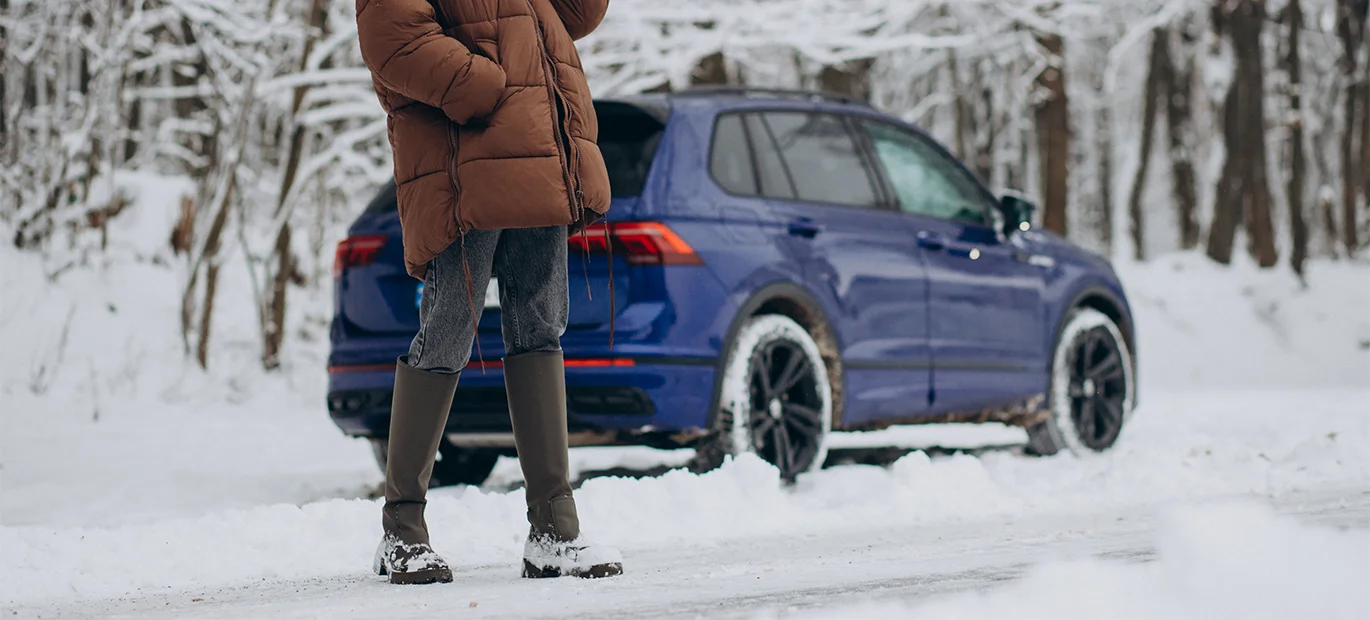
[{"xmin": 407, "ymin": 226, "xmax": 568, "ymax": 374}]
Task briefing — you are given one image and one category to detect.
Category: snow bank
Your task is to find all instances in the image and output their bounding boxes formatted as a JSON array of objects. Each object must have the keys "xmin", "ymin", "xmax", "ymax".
[
  {"xmin": 775, "ymin": 502, "xmax": 1370, "ymax": 620},
  {"xmin": 1117, "ymin": 253, "xmax": 1370, "ymax": 390},
  {"xmin": 1, "ymin": 173, "xmax": 377, "ymax": 528},
  {"xmin": 7, "ymin": 383, "xmax": 1370, "ymax": 608}
]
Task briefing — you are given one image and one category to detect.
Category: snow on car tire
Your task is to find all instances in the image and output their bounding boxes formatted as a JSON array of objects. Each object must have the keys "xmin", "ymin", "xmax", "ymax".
[
  {"xmin": 697, "ymin": 314, "xmax": 833, "ymax": 482},
  {"xmin": 1027, "ymin": 307, "xmax": 1136, "ymax": 456}
]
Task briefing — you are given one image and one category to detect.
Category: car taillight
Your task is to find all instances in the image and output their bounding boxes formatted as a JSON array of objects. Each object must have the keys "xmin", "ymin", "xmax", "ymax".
[
  {"xmin": 334, "ymin": 235, "xmax": 386, "ymax": 278},
  {"xmin": 569, "ymin": 222, "xmax": 702, "ymax": 266}
]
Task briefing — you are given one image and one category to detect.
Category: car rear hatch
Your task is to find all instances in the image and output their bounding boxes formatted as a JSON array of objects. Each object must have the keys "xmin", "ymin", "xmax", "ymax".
[{"xmin": 334, "ymin": 100, "xmax": 669, "ymax": 338}]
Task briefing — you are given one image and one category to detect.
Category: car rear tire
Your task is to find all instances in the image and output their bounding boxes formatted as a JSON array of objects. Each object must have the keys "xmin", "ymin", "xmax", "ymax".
[
  {"xmin": 369, "ymin": 437, "xmax": 500, "ymax": 488},
  {"xmin": 1026, "ymin": 307, "xmax": 1136, "ymax": 456},
  {"xmin": 693, "ymin": 315, "xmax": 833, "ymax": 482}
]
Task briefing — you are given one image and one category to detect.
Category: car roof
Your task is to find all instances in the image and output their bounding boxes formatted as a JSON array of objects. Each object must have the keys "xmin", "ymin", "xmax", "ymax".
[{"xmin": 597, "ymin": 88, "xmax": 882, "ymax": 124}]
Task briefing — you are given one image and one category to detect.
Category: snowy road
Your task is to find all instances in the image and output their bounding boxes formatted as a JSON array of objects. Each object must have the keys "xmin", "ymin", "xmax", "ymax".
[{"xmin": 11, "ymin": 489, "xmax": 1370, "ymax": 620}]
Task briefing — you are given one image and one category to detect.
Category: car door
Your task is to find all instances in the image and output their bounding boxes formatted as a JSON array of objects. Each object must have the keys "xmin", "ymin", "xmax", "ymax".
[
  {"xmin": 856, "ymin": 118, "xmax": 1046, "ymax": 414},
  {"xmin": 741, "ymin": 110, "xmax": 932, "ymax": 425}
]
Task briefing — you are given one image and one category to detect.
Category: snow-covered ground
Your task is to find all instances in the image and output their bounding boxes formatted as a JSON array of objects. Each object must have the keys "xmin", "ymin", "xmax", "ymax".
[{"xmin": 2, "ymin": 175, "xmax": 1369, "ymax": 617}]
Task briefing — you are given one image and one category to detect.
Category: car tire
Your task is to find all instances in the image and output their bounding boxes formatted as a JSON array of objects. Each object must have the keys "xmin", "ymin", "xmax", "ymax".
[
  {"xmin": 1026, "ymin": 307, "xmax": 1136, "ymax": 456},
  {"xmin": 369, "ymin": 437, "xmax": 500, "ymax": 488},
  {"xmin": 692, "ymin": 315, "xmax": 833, "ymax": 482}
]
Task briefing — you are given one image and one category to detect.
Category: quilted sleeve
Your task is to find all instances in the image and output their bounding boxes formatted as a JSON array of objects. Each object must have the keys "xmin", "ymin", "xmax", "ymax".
[
  {"xmin": 356, "ymin": 0, "xmax": 506, "ymax": 124},
  {"xmin": 549, "ymin": 0, "xmax": 609, "ymax": 40}
]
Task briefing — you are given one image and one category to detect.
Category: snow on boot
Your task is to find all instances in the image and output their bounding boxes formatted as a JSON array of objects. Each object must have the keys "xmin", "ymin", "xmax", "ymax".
[
  {"xmin": 374, "ymin": 528, "xmax": 454, "ymax": 585},
  {"xmin": 505, "ymin": 351, "xmax": 623, "ymax": 579},
  {"xmin": 522, "ymin": 496, "xmax": 623, "ymax": 579},
  {"xmin": 375, "ymin": 359, "xmax": 459, "ymax": 585}
]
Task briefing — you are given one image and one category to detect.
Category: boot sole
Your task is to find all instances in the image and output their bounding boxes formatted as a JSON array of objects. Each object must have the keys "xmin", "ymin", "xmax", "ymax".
[
  {"xmin": 377, "ymin": 563, "xmax": 454, "ymax": 585},
  {"xmin": 522, "ymin": 560, "xmax": 623, "ymax": 579}
]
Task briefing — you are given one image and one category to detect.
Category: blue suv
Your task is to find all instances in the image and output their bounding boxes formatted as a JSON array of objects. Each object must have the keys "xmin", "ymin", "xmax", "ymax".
[{"xmin": 329, "ymin": 88, "xmax": 1137, "ymax": 485}]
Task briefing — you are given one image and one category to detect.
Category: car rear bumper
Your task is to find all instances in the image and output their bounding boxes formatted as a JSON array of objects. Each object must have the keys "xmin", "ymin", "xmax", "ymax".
[{"xmin": 326, "ymin": 357, "xmax": 717, "ymax": 442}]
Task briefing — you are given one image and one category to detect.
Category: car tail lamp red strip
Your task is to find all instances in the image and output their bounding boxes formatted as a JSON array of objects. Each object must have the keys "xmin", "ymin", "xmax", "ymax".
[
  {"xmin": 563, "ymin": 358, "xmax": 636, "ymax": 368},
  {"xmin": 327, "ymin": 359, "xmax": 635, "ymax": 373},
  {"xmin": 333, "ymin": 235, "xmax": 387, "ymax": 278},
  {"xmin": 568, "ymin": 222, "xmax": 703, "ymax": 266}
]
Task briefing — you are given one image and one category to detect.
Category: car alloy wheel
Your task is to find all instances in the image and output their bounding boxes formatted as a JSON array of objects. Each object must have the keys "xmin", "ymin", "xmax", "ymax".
[
  {"xmin": 718, "ymin": 315, "xmax": 833, "ymax": 481},
  {"xmin": 1028, "ymin": 307, "xmax": 1136, "ymax": 456}
]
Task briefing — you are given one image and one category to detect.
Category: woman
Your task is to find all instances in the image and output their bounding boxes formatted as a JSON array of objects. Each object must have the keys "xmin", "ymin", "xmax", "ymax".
[{"xmin": 355, "ymin": 0, "xmax": 620, "ymax": 584}]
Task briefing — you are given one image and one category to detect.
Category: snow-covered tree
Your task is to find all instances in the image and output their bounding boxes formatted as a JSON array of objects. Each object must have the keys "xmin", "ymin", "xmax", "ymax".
[{"xmin": 2, "ymin": 0, "xmax": 1366, "ymax": 368}]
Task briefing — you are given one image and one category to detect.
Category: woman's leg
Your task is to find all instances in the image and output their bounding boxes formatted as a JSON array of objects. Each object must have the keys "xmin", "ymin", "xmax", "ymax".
[
  {"xmin": 495, "ymin": 226, "xmax": 622, "ymax": 578},
  {"xmin": 377, "ymin": 230, "xmax": 499, "ymax": 584}
]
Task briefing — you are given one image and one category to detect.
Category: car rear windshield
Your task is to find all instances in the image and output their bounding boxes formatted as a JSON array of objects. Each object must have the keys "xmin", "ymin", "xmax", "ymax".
[
  {"xmin": 595, "ymin": 101, "xmax": 665, "ymax": 198},
  {"xmin": 364, "ymin": 179, "xmax": 399, "ymax": 213},
  {"xmin": 367, "ymin": 102, "xmax": 664, "ymax": 212}
]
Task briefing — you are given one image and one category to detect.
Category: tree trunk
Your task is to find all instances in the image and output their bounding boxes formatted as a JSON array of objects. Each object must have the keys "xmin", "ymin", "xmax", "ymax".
[
  {"xmin": 1035, "ymin": 33, "xmax": 1071, "ymax": 237},
  {"xmin": 1286, "ymin": 0, "xmax": 1310, "ymax": 277},
  {"xmin": 261, "ymin": 223, "xmax": 292, "ymax": 369},
  {"xmin": 1165, "ymin": 23, "xmax": 1202, "ymax": 250},
  {"xmin": 1343, "ymin": 78, "xmax": 1364, "ymax": 253},
  {"xmin": 1096, "ymin": 90, "xmax": 1114, "ymax": 255},
  {"xmin": 196, "ymin": 262, "xmax": 220, "ymax": 369},
  {"xmin": 1127, "ymin": 29, "xmax": 1167, "ymax": 262},
  {"xmin": 0, "ymin": 0, "xmax": 8, "ymax": 157},
  {"xmin": 1208, "ymin": 0, "xmax": 1278, "ymax": 267},
  {"xmin": 261, "ymin": 0, "xmax": 329, "ymax": 370},
  {"xmin": 817, "ymin": 59, "xmax": 873, "ymax": 101},
  {"xmin": 691, "ymin": 51, "xmax": 729, "ymax": 86},
  {"xmin": 977, "ymin": 65, "xmax": 998, "ymax": 185},
  {"xmin": 1337, "ymin": 0, "xmax": 1366, "ymax": 254},
  {"xmin": 949, "ymin": 52, "xmax": 971, "ymax": 162},
  {"xmin": 1360, "ymin": 55, "xmax": 1370, "ymax": 245},
  {"xmin": 173, "ymin": 17, "xmax": 214, "ymax": 179},
  {"xmin": 183, "ymin": 168, "xmax": 237, "ymax": 360}
]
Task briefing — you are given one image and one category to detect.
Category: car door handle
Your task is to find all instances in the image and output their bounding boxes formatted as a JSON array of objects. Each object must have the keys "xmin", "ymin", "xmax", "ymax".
[
  {"xmin": 787, "ymin": 219, "xmax": 822, "ymax": 239},
  {"xmin": 916, "ymin": 231, "xmax": 947, "ymax": 251}
]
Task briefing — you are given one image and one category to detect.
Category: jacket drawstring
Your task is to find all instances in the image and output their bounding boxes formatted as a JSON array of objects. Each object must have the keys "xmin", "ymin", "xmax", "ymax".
[
  {"xmin": 579, "ymin": 227, "xmax": 592, "ymax": 301},
  {"xmin": 578, "ymin": 225, "xmax": 613, "ymax": 348}
]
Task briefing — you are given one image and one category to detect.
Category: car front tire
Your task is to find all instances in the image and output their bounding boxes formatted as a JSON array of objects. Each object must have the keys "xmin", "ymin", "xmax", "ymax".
[{"xmin": 1026, "ymin": 307, "xmax": 1136, "ymax": 456}]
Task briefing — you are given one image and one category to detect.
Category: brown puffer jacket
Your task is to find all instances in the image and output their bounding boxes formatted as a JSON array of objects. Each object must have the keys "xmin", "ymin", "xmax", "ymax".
[{"xmin": 357, "ymin": 0, "xmax": 611, "ymax": 278}]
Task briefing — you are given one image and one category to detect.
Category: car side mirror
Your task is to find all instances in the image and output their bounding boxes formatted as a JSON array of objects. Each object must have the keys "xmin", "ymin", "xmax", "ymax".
[{"xmin": 999, "ymin": 194, "xmax": 1036, "ymax": 236}]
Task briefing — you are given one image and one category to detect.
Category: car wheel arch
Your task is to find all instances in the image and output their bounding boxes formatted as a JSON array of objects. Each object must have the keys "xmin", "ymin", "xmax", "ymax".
[
  {"xmin": 1051, "ymin": 284, "xmax": 1137, "ymax": 407},
  {"xmin": 1057, "ymin": 285, "xmax": 1134, "ymax": 357},
  {"xmin": 706, "ymin": 282, "xmax": 846, "ymax": 431}
]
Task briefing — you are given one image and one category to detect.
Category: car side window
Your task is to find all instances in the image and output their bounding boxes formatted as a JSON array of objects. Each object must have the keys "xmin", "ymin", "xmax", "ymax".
[
  {"xmin": 861, "ymin": 119, "xmax": 991, "ymax": 225},
  {"xmin": 710, "ymin": 113, "xmax": 759, "ymax": 196},
  {"xmin": 762, "ymin": 112, "xmax": 878, "ymax": 208},
  {"xmin": 743, "ymin": 113, "xmax": 797, "ymax": 199}
]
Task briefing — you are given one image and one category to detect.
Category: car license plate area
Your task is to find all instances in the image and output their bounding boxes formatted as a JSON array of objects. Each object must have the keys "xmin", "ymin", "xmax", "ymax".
[{"xmin": 416, "ymin": 279, "xmax": 500, "ymax": 310}]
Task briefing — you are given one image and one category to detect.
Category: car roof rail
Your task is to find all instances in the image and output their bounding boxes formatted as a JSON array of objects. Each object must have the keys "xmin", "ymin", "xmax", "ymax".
[{"xmin": 674, "ymin": 85, "xmax": 872, "ymax": 108}]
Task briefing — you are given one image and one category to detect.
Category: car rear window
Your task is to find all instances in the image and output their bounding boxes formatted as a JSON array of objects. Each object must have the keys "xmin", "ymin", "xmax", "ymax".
[
  {"xmin": 596, "ymin": 101, "xmax": 665, "ymax": 198},
  {"xmin": 367, "ymin": 102, "xmax": 664, "ymax": 212},
  {"xmin": 364, "ymin": 179, "xmax": 398, "ymax": 213}
]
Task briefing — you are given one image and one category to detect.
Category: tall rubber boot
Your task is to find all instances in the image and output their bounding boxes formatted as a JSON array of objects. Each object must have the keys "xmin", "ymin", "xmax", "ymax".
[
  {"xmin": 504, "ymin": 350, "xmax": 623, "ymax": 579},
  {"xmin": 372, "ymin": 357, "xmax": 458, "ymax": 585}
]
